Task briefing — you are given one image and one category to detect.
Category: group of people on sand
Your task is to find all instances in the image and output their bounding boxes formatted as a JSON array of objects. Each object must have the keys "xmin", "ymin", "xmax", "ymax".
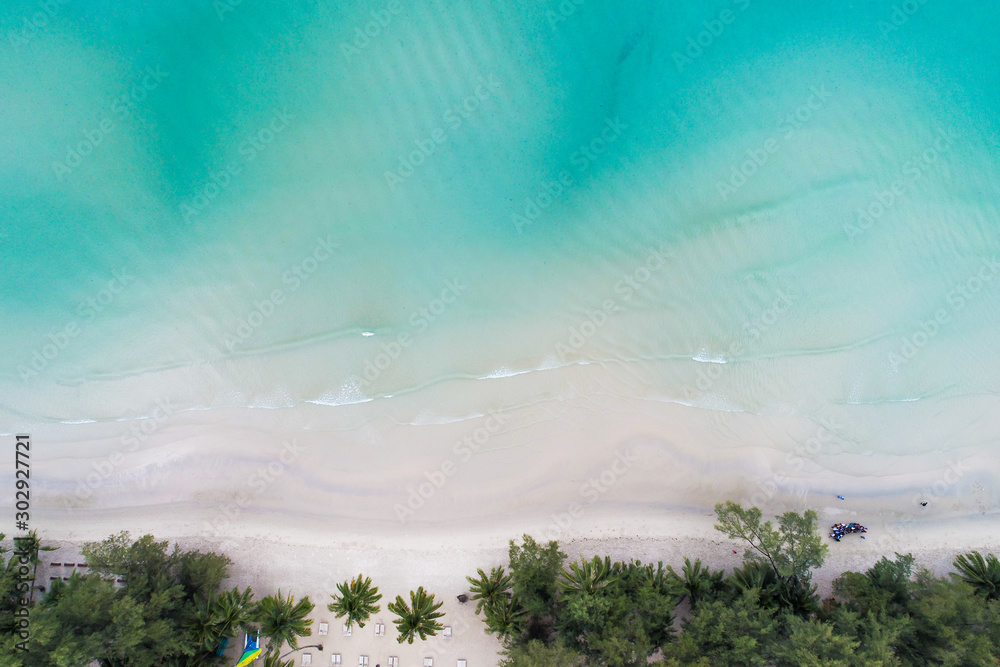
[{"xmin": 830, "ymin": 522, "xmax": 867, "ymax": 541}]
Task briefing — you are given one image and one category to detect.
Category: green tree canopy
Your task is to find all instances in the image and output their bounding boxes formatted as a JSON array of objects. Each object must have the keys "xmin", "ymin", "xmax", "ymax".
[
  {"xmin": 507, "ymin": 535, "xmax": 566, "ymax": 641},
  {"xmin": 498, "ymin": 638, "xmax": 585, "ymax": 667}
]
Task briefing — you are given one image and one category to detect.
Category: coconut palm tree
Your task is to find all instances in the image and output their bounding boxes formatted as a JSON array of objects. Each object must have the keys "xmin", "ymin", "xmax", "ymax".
[
  {"xmin": 388, "ymin": 586, "xmax": 445, "ymax": 644},
  {"xmin": 256, "ymin": 590, "xmax": 315, "ymax": 655},
  {"xmin": 728, "ymin": 560, "xmax": 778, "ymax": 604},
  {"xmin": 666, "ymin": 557, "xmax": 724, "ymax": 608},
  {"xmin": 953, "ymin": 551, "xmax": 1000, "ymax": 600},
  {"xmin": 328, "ymin": 574, "xmax": 382, "ymax": 629},
  {"xmin": 557, "ymin": 555, "xmax": 617, "ymax": 595},
  {"xmin": 187, "ymin": 596, "xmax": 224, "ymax": 654},
  {"xmin": 263, "ymin": 654, "xmax": 294, "ymax": 667},
  {"xmin": 215, "ymin": 586, "xmax": 257, "ymax": 640},
  {"xmin": 483, "ymin": 593, "xmax": 527, "ymax": 642},
  {"xmin": 466, "ymin": 566, "xmax": 513, "ymax": 615}
]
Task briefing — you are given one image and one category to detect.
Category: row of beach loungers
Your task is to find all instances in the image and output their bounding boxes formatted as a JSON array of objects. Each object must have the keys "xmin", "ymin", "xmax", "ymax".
[
  {"xmin": 309, "ymin": 621, "xmax": 462, "ymax": 666},
  {"xmin": 46, "ymin": 561, "xmax": 97, "ymax": 583},
  {"xmin": 318, "ymin": 621, "xmax": 451, "ymax": 639},
  {"xmin": 307, "ymin": 655, "xmax": 466, "ymax": 666}
]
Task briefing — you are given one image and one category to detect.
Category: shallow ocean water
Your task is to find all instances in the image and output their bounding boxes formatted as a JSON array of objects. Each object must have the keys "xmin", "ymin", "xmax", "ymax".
[{"xmin": 1, "ymin": 0, "xmax": 998, "ymax": 478}]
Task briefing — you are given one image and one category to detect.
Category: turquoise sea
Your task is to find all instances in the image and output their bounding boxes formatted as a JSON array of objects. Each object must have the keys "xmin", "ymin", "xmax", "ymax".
[{"xmin": 1, "ymin": 0, "xmax": 999, "ymax": 509}]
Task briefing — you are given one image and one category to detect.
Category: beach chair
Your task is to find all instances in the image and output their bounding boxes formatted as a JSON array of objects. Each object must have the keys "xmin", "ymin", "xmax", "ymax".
[
  {"xmin": 330, "ymin": 655, "xmax": 342, "ymax": 665},
  {"xmin": 318, "ymin": 622, "xmax": 329, "ymax": 636},
  {"xmin": 443, "ymin": 625, "xmax": 452, "ymax": 638},
  {"xmin": 374, "ymin": 622, "xmax": 385, "ymax": 637},
  {"xmin": 424, "ymin": 659, "xmax": 434, "ymax": 667},
  {"xmin": 388, "ymin": 658, "xmax": 399, "ymax": 667},
  {"xmin": 457, "ymin": 661, "xmax": 467, "ymax": 667},
  {"xmin": 358, "ymin": 657, "xmax": 369, "ymax": 667},
  {"xmin": 302, "ymin": 655, "xmax": 312, "ymax": 666},
  {"xmin": 343, "ymin": 623, "xmax": 352, "ymax": 636}
]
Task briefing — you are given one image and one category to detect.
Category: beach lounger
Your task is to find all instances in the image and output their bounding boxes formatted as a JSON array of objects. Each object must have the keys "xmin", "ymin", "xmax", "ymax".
[
  {"xmin": 443, "ymin": 626, "xmax": 452, "ymax": 638},
  {"xmin": 51, "ymin": 563, "xmax": 61, "ymax": 567},
  {"xmin": 330, "ymin": 655, "xmax": 342, "ymax": 665},
  {"xmin": 318, "ymin": 622, "xmax": 329, "ymax": 636},
  {"xmin": 302, "ymin": 655, "xmax": 312, "ymax": 666},
  {"xmin": 358, "ymin": 657, "xmax": 369, "ymax": 667},
  {"xmin": 343, "ymin": 624, "xmax": 352, "ymax": 636},
  {"xmin": 424, "ymin": 659, "xmax": 433, "ymax": 667},
  {"xmin": 388, "ymin": 658, "xmax": 398, "ymax": 667},
  {"xmin": 458, "ymin": 661, "xmax": 467, "ymax": 667},
  {"xmin": 374, "ymin": 622, "xmax": 385, "ymax": 637}
]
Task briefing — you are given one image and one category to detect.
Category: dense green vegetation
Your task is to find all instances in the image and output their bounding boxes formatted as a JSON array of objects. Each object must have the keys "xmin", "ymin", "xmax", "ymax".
[
  {"xmin": 471, "ymin": 503, "xmax": 1000, "ymax": 666},
  {"xmin": 2, "ymin": 503, "xmax": 998, "ymax": 665},
  {"xmin": 0, "ymin": 532, "xmax": 444, "ymax": 666}
]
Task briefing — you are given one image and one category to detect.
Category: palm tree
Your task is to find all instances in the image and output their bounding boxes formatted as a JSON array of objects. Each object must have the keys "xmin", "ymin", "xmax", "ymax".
[
  {"xmin": 215, "ymin": 586, "xmax": 257, "ymax": 639},
  {"xmin": 388, "ymin": 587, "xmax": 445, "ymax": 644},
  {"xmin": 483, "ymin": 593, "xmax": 527, "ymax": 641},
  {"xmin": 729, "ymin": 560, "xmax": 777, "ymax": 601},
  {"xmin": 466, "ymin": 566, "xmax": 513, "ymax": 615},
  {"xmin": 328, "ymin": 574, "xmax": 382, "ymax": 629},
  {"xmin": 4, "ymin": 529, "xmax": 56, "ymax": 598},
  {"xmin": 256, "ymin": 590, "xmax": 315, "ymax": 655},
  {"xmin": 953, "ymin": 551, "xmax": 1000, "ymax": 600},
  {"xmin": 187, "ymin": 596, "xmax": 223, "ymax": 654},
  {"xmin": 263, "ymin": 654, "xmax": 294, "ymax": 667},
  {"xmin": 557, "ymin": 555, "xmax": 617, "ymax": 595},
  {"xmin": 666, "ymin": 557, "xmax": 724, "ymax": 607}
]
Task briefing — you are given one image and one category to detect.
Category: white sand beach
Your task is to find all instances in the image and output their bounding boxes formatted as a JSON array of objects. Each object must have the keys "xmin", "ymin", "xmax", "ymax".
[{"xmin": 26, "ymin": 363, "xmax": 1000, "ymax": 666}]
